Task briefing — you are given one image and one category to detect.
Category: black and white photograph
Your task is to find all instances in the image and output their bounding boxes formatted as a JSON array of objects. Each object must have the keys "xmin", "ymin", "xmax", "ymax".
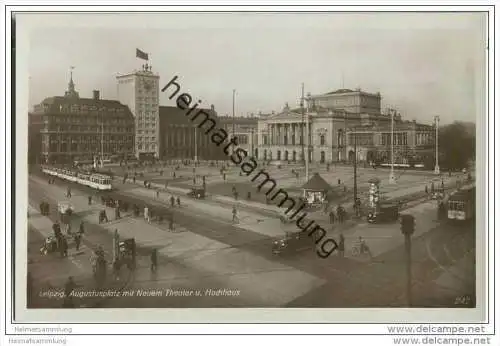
[
  {"xmin": 4, "ymin": 7, "xmax": 496, "ymax": 344},
  {"xmin": 20, "ymin": 11, "xmax": 485, "ymax": 312}
]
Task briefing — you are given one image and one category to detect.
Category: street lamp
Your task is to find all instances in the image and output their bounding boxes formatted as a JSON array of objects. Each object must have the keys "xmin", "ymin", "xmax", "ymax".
[
  {"xmin": 434, "ymin": 115, "xmax": 440, "ymax": 175},
  {"xmin": 232, "ymin": 89, "xmax": 236, "ymax": 155},
  {"xmin": 100, "ymin": 110, "xmax": 104, "ymax": 168},
  {"xmin": 305, "ymin": 92, "xmax": 311, "ymax": 182},
  {"xmin": 389, "ymin": 108, "xmax": 396, "ymax": 184},
  {"xmin": 301, "ymin": 83, "xmax": 305, "ymax": 166},
  {"xmin": 250, "ymin": 128, "xmax": 255, "ymax": 157},
  {"xmin": 194, "ymin": 125, "xmax": 198, "ymax": 164}
]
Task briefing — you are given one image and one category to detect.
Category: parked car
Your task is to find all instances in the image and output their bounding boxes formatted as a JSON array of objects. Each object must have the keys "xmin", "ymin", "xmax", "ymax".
[
  {"xmin": 272, "ymin": 231, "xmax": 317, "ymax": 256},
  {"xmin": 367, "ymin": 202, "xmax": 400, "ymax": 223},
  {"xmin": 187, "ymin": 188, "xmax": 206, "ymax": 199}
]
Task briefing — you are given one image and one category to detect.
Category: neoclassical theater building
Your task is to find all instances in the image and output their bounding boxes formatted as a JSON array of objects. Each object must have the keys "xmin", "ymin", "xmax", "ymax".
[{"xmin": 257, "ymin": 88, "xmax": 435, "ymax": 165}]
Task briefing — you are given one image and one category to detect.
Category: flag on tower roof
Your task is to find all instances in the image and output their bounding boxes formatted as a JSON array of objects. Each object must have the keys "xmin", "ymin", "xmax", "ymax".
[{"xmin": 136, "ymin": 48, "xmax": 148, "ymax": 61}]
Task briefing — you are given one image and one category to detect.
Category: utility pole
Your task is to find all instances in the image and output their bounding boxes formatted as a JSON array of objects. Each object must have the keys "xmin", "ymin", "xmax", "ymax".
[
  {"xmin": 389, "ymin": 108, "xmax": 396, "ymax": 184},
  {"xmin": 305, "ymin": 92, "xmax": 311, "ymax": 182},
  {"xmin": 100, "ymin": 110, "xmax": 104, "ymax": 168},
  {"xmin": 113, "ymin": 229, "xmax": 120, "ymax": 263},
  {"xmin": 250, "ymin": 128, "xmax": 254, "ymax": 157},
  {"xmin": 434, "ymin": 115, "xmax": 440, "ymax": 175},
  {"xmin": 353, "ymin": 126, "xmax": 357, "ymax": 203},
  {"xmin": 301, "ymin": 83, "xmax": 305, "ymax": 166},
  {"xmin": 232, "ymin": 89, "xmax": 236, "ymax": 155},
  {"xmin": 401, "ymin": 214, "xmax": 415, "ymax": 307},
  {"xmin": 194, "ymin": 125, "xmax": 198, "ymax": 164}
]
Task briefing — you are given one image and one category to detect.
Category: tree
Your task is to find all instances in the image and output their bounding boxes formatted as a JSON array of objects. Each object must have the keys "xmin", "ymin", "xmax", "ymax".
[{"xmin": 439, "ymin": 121, "xmax": 475, "ymax": 171}]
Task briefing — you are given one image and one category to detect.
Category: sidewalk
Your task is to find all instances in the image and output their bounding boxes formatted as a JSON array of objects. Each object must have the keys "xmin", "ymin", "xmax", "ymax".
[
  {"xmin": 29, "ymin": 175, "xmax": 326, "ymax": 306},
  {"xmin": 127, "ymin": 187, "xmax": 287, "ymax": 238}
]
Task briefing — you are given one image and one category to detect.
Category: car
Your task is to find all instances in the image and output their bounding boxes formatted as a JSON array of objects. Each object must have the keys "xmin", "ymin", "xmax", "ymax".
[
  {"xmin": 187, "ymin": 188, "xmax": 206, "ymax": 199},
  {"xmin": 367, "ymin": 202, "xmax": 400, "ymax": 223},
  {"xmin": 272, "ymin": 231, "xmax": 316, "ymax": 256}
]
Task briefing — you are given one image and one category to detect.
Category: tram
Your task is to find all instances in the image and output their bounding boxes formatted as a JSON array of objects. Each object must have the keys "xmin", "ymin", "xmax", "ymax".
[
  {"xmin": 42, "ymin": 166, "xmax": 113, "ymax": 191},
  {"xmin": 447, "ymin": 185, "xmax": 475, "ymax": 222}
]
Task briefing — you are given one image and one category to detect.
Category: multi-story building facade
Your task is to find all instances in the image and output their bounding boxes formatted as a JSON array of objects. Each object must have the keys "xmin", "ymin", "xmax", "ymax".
[
  {"xmin": 218, "ymin": 115, "xmax": 259, "ymax": 158},
  {"xmin": 158, "ymin": 105, "xmax": 225, "ymax": 161},
  {"xmin": 310, "ymin": 88, "xmax": 382, "ymax": 115},
  {"xmin": 29, "ymin": 73, "xmax": 135, "ymax": 164},
  {"xmin": 257, "ymin": 88, "xmax": 435, "ymax": 164},
  {"xmin": 346, "ymin": 120, "xmax": 435, "ymax": 165},
  {"xmin": 116, "ymin": 63, "xmax": 160, "ymax": 160}
]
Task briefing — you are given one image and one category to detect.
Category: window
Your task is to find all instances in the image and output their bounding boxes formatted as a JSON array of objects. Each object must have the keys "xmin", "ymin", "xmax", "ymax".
[{"xmin": 320, "ymin": 135, "xmax": 325, "ymax": 146}]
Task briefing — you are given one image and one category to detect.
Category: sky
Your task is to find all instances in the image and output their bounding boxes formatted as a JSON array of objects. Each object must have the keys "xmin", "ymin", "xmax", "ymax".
[{"xmin": 23, "ymin": 12, "xmax": 486, "ymax": 125}]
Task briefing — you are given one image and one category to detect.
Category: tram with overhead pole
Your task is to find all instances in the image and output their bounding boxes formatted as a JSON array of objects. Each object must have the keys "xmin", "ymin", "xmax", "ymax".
[
  {"xmin": 447, "ymin": 185, "xmax": 475, "ymax": 222},
  {"xmin": 41, "ymin": 166, "xmax": 113, "ymax": 191}
]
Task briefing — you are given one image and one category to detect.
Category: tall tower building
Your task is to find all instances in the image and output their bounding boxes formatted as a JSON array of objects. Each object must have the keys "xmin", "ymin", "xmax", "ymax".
[{"xmin": 116, "ymin": 63, "xmax": 160, "ymax": 160}]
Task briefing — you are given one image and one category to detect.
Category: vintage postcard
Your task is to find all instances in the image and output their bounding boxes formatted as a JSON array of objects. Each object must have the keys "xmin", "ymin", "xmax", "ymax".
[{"xmin": 12, "ymin": 10, "xmax": 489, "ymax": 325}]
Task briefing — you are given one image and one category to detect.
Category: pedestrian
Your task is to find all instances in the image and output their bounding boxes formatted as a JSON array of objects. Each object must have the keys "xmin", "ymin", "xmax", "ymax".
[
  {"xmin": 102, "ymin": 210, "xmax": 109, "ymax": 223},
  {"xmin": 79, "ymin": 221, "xmax": 84, "ymax": 235},
  {"xmin": 170, "ymin": 196, "xmax": 175, "ymax": 207},
  {"xmin": 438, "ymin": 201, "xmax": 446, "ymax": 219},
  {"xmin": 115, "ymin": 206, "xmax": 120, "ymax": 220},
  {"xmin": 53, "ymin": 221, "xmax": 62, "ymax": 239},
  {"xmin": 59, "ymin": 237, "xmax": 68, "ymax": 257},
  {"xmin": 133, "ymin": 176, "xmax": 136, "ymax": 184},
  {"xmin": 150, "ymin": 249, "xmax": 158, "ymax": 273},
  {"xmin": 329, "ymin": 210, "xmax": 335, "ymax": 224},
  {"xmin": 337, "ymin": 205, "xmax": 344, "ymax": 224},
  {"xmin": 338, "ymin": 233, "xmax": 345, "ymax": 258},
  {"xmin": 223, "ymin": 173, "xmax": 226, "ymax": 181},
  {"xmin": 425, "ymin": 185, "xmax": 428, "ymax": 194},
  {"xmin": 112, "ymin": 260, "xmax": 121, "ymax": 281},
  {"xmin": 169, "ymin": 215, "xmax": 174, "ymax": 231},
  {"xmin": 173, "ymin": 171, "xmax": 176, "ymax": 178},
  {"xmin": 193, "ymin": 176, "xmax": 196, "ymax": 184},
  {"xmin": 232, "ymin": 206, "xmax": 238, "ymax": 223},
  {"xmin": 88, "ymin": 195, "xmax": 92, "ymax": 205},
  {"xmin": 247, "ymin": 191, "xmax": 252, "ymax": 200},
  {"xmin": 74, "ymin": 233, "xmax": 81, "ymax": 251},
  {"xmin": 144, "ymin": 180, "xmax": 147, "ymax": 188},
  {"xmin": 338, "ymin": 179, "xmax": 341, "ymax": 185},
  {"xmin": 156, "ymin": 190, "xmax": 160, "ymax": 199},
  {"xmin": 177, "ymin": 196, "xmax": 181, "ymax": 207},
  {"xmin": 359, "ymin": 236, "xmax": 373, "ymax": 259},
  {"xmin": 144, "ymin": 206, "xmax": 150, "ymax": 223},
  {"xmin": 67, "ymin": 187, "xmax": 72, "ymax": 198}
]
